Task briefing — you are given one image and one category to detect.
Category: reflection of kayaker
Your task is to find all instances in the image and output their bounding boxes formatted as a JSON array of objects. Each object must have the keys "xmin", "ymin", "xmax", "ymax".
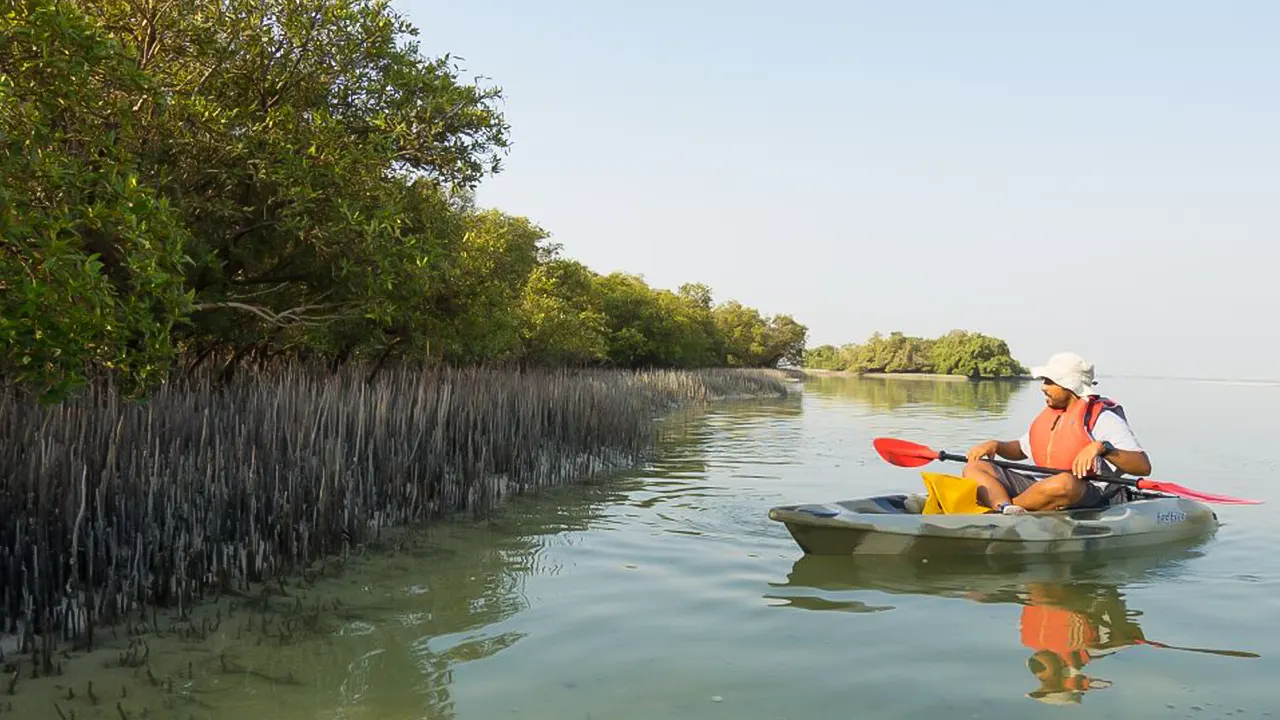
[
  {"xmin": 966, "ymin": 582, "xmax": 1133, "ymax": 704},
  {"xmin": 969, "ymin": 581, "xmax": 1256, "ymax": 705},
  {"xmin": 1016, "ymin": 582, "xmax": 1140, "ymax": 704},
  {"xmin": 765, "ymin": 551, "xmax": 1262, "ymax": 705}
]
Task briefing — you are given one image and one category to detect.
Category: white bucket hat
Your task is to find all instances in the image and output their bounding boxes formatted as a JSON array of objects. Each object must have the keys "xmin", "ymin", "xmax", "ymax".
[{"xmin": 1030, "ymin": 352, "xmax": 1099, "ymax": 397}]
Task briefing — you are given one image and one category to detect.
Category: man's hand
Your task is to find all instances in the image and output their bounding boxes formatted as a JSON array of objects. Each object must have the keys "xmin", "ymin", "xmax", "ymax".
[
  {"xmin": 966, "ymin": 440, "xmax": 1000, "ymax": 462},
  {"xmin": 1072, "ymin": 441, "xmax": 1103, "ymax": 477}
]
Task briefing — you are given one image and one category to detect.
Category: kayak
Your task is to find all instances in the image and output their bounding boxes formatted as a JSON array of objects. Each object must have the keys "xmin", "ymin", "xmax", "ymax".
[{"xmin": 768, "ymin": 491, "xmax": 1219, "ymax": 556}]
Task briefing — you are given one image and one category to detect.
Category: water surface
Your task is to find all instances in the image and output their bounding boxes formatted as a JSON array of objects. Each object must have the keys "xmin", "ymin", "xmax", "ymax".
[{"xmin": 17, "ymin": 375, "xmax": 1279, "ymax": 719}]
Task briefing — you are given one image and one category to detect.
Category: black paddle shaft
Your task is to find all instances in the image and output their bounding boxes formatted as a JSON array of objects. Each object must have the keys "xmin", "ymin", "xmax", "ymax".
[{"xmin": 937, "ymin": 450, "xmax": 1140, "ymax": 488}]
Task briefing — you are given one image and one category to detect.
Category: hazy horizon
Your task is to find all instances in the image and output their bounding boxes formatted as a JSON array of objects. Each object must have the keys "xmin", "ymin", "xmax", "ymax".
[{"xmin": 401, "ymin": 1, "xmax": 1278, "ymax": 381}]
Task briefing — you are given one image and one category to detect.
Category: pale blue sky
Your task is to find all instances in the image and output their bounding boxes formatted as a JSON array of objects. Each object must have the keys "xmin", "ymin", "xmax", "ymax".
[{"xmin": 400, "ymin": 1, "xmax": 1279, "ymax": 380}]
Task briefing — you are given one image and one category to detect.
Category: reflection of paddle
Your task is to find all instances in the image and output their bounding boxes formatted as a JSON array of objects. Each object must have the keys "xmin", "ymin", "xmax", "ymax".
[
  {"xmin": 873, "ymin": 437, "xmax": 1263, "ymax": 505},
  {"xmin": 1137, "ymin": 638, "xmax": 1260, "ymax": 658}
]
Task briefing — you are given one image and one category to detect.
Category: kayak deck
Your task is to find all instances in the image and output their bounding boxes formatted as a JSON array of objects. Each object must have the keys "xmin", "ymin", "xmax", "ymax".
[{"xmin": 769, "ymin": 492, "xmax": 1218, "ymax": 556}]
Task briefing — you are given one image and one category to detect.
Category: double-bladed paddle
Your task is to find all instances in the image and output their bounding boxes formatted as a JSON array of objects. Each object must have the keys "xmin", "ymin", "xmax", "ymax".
[{"xmin": 872, "ymin": 437, "xmax": 1263, "ymax": 505}]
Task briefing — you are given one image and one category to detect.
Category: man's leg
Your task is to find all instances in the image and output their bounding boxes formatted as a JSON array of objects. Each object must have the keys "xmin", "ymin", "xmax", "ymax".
[
  {"xmin": 963, "ymin": 460, "xmax": 1036, "ymax": 509},
  {"xmin": 1011, "ymin": 473, "xmax": 1101, "ymax": 511}
]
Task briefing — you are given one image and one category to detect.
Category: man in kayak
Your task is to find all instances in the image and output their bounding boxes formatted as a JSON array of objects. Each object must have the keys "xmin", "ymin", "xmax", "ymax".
[{"xmin": 963, "ymin": 351, "xmax": 1152, "ymax": 514}]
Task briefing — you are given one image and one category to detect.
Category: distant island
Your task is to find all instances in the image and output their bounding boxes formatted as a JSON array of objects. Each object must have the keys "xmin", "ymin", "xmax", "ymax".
[{"xmin": 802, "ymin": 330, "xmax": 1029, "ymax": 379}]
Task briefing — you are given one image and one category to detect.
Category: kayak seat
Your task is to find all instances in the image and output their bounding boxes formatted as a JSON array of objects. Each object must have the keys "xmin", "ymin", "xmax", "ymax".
[{"xmin": 901, "ymin": 494, "xmax": 928, "ymax": 514}]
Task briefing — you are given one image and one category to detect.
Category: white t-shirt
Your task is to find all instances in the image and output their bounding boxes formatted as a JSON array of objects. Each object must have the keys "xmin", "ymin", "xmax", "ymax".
[{"xmin": 1018, "ymin": 409, "xmax": 1143, "ymax": 477}]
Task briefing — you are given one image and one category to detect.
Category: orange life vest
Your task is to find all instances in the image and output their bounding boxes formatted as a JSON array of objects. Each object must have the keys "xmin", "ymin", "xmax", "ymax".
[
  {"xmin": 1020, "ymin": 605, "xmax": 1098, "ymax": 667},
  {"xmin": 1027, "ymin": 395, "xmax": 1123, "ymax": 471}
]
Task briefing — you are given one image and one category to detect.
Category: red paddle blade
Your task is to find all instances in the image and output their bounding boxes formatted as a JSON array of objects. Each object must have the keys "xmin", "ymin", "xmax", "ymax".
[
  {"xmin": 1136, "ymin": 479, "xmax": 1263, "ymax": 505},
  {"xmin": 872, "ymin": 437, "xmax": 941, "ymax": 468}
]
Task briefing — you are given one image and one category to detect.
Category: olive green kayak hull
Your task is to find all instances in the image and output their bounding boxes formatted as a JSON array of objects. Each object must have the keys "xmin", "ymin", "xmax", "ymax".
[{"xmin": 768, "ymin": 492, "xmax": 1218, "ymax": 556}]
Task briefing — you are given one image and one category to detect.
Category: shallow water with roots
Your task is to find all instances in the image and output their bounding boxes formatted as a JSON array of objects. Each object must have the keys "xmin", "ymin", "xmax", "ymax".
[{"xmin": 10, "ymin": 375, "xmax": 1279, "ymax": 719}]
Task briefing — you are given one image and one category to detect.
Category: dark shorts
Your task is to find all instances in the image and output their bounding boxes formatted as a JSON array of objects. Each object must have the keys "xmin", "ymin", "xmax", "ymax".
[{"xmin": 992, "ymin": 465, "xmax": 1113, "ymax": 509}]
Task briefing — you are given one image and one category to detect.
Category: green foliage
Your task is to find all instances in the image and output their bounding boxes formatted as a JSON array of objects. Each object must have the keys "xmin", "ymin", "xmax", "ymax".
[
  {"xmin": 803, "ymin": 345, "xmax": 846, "ymax": 371},
  {"xmin": 96, "ymin": 0, "xmax": 516, "ymax": 366},
  {"xmin": 427, "ymin": 209, "xmax": 548, "ymax": 364},
  {"xmin": 518, "ymin": 268, "xmax": 804, "ymax": 370},
  {"xmin": 0, "ymin": 0, "xmax": 193, "ymax": 402},
  {"xmin": 519, "ymin": 258, "xmax": 610, "ymax": 366},
  {"xmin": 3, "ymin": 0, "xmax": 805, "ymax": 401},
  {"xmin": 929, "ymin": 330, "xmax": 1028, "ymax": 378},
  {"xmin": 803, "ymin": 330, "xmax": 1027, "ymax": 378},
  {"xmin": 712, "ymin": 302, "xmax": 807, "ymax": 368}
]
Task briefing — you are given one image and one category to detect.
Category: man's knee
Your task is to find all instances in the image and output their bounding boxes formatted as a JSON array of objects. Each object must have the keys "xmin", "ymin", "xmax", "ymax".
[
  {"xmin": 1039, "ymin": 473, "xmax": 1085, "ymax": 503},
  {"xmin": 963, "ymin": 459, "xmax": 997, "ymax": 479}
]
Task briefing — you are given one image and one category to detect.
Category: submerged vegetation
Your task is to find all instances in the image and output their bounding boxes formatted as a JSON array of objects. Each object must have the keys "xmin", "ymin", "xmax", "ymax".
[
  {"xmin": 804, "ymin": 330, "xmax": 1028, "ymax": 378},
  {"xmin": 0, "ymin": 363, "xmax": 789, "ymax": 668},
  {"xmin": 1, "ymin": 0, "xmax": 806, "ymax": 405}
]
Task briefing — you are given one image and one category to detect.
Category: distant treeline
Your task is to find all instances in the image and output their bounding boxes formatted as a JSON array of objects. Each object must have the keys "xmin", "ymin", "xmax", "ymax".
[
  {"xmin": 804, "ymin": 330, "xmax": 1028, "ymax": 378},
  {"xmin": 1, "ymin": 0, "xmax": 806, "ymax": 403}
]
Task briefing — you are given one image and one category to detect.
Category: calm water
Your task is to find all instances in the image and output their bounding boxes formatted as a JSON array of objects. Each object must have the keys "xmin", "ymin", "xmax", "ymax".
[{"xmin": 16, "ymin": 375, "xmax": 1280, "ymax": 718}]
